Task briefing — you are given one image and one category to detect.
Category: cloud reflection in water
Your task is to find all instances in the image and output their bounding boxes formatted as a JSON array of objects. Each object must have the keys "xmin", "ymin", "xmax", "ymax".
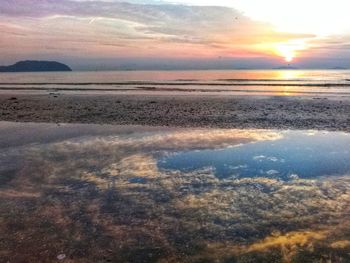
[{"xmin": 0, "ymin": 123, "xmax": 350, "ymax": 262}]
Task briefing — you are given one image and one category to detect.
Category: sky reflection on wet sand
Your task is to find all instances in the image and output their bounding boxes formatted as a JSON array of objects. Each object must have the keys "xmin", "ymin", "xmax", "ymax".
[{"xmin": 0, "ymin": 122, "xmax": 350, "ymax": 262}]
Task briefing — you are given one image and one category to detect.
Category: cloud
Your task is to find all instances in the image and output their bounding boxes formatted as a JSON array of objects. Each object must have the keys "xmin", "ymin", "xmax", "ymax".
[
  {"xmin": 0, "ymin": 0, "xmax": 318, "ymax": 65},
  {"xmin": 1, "ymin": 0, "xmax": 350, "ymax": 69}
]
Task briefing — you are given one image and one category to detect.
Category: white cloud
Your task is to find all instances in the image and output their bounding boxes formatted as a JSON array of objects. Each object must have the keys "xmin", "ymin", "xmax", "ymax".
[{"xmin": 159, "ymin": 0, "xmax": 350, "ymax": 36}]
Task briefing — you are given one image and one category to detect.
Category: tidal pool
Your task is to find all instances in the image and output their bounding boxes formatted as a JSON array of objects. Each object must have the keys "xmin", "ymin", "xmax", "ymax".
[
  {"xmin": 0, "ymin": 122, "xmax": 350, "ymax": 262},
  {"xmin": 159, "ymin": 130, "xmax": 350, "ymax": 180}
]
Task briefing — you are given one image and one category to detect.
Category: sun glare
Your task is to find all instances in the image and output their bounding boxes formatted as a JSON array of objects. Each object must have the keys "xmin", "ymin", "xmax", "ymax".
[
  {"xmin": 274, "ymin": 40, "xmax": 306, "ymax": 62},
  {"xmin": 275, "ymin": 44, "xmax": 294, "ymax": 62}
]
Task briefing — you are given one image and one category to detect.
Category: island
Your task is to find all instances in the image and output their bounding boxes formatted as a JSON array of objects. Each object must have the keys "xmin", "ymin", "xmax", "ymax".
[
  {"xmin": 274, "ymin": 65, "xmax": 298, "ymax": 70},
  {"xmin": 330, "ymin": 67, "xmax": 347, "ymax": 70},
  {"xmin": 0, "ymin": 60, "xmax": 72, "ymax": 72}
]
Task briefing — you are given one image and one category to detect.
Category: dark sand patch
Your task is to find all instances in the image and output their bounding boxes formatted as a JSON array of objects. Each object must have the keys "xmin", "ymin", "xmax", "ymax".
[{"xmin": 0, "ymin": 94, "xmax": 350, "ymax": 131}]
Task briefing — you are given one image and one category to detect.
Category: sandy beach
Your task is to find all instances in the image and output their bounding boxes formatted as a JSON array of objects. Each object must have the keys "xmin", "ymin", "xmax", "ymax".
[
  {"xmin": 1, "ymin": 93, "xmax": 349, "ymax": 131},
  {"xmin": 3, "ymin": 0, "xmax": 350, "ymax": 260}
]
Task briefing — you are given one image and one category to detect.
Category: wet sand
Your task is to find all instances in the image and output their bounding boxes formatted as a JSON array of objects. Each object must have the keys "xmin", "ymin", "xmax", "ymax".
[{"xmin": 0, "ymin": 93, "xmax": 350, "ymax": 131}]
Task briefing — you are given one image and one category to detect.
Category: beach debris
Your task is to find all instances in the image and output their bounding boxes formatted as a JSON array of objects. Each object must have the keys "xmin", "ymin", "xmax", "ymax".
[{"xmin": 57, "ymin": 254, "xmax": 66, "ymax": 260}]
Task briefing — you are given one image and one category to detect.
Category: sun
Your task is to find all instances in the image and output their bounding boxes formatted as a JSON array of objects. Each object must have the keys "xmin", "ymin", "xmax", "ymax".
[
  {"xmin": 283, "ymin": 51, "xmax": 294, "ymax": 63},
  {"xmin": 275, "ymin": 44, "xmax": 296, "ymax": 62},
  {"xmin": 274, "ymin": 40, "xmax": 307, "ymax": 62}
]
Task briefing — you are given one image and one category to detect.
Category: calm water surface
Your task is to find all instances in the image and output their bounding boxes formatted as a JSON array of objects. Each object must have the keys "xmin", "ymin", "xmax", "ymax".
[
  {"xmin": 1, "ymin": 122, "xmax": 350, "ymax": 262},
  {"xmin": 1, "ymin": 70, "xmax": 350, "ymax": 96}
]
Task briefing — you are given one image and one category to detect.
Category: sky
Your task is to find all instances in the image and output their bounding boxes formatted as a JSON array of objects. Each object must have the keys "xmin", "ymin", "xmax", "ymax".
[{"xmin": 1, "ymin": 0, "xmax": 350, "ymax": 70}]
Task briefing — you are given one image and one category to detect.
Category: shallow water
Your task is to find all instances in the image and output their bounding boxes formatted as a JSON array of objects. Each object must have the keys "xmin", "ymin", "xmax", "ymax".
[
  {"xmin": 1, "ymin": 122, "xmax": 350, "ymax": 262},
  {"xmin": 1, "ymin": 69, "xmax": 350, "ymax": 96},
  {"xmin": 159, "ymin": 130, "xmax": 350, "ymax": 180}
]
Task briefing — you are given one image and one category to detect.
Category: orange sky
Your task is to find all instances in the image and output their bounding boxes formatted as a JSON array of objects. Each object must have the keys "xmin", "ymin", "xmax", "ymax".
[{"xmin": 1, "ymin": 0, "xmax": 350, "ymax": 69}]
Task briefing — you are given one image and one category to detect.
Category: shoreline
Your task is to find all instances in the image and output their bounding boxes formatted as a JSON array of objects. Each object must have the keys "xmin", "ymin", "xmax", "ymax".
[{"xmin": 1, "ymin": 93, "xmax": 350, "ymax": 131}]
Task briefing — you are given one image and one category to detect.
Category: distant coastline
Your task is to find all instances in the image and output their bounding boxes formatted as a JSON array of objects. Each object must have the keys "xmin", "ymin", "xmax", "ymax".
[{"xmin": 0, "ymin": 60, "xmax": 72, "ymax": 72}]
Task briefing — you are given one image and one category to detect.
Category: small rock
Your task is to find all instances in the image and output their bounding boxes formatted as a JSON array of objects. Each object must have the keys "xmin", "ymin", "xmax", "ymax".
[{"xmin": 57, "ymin": 254, "xmax": 66, "ymax": 260}]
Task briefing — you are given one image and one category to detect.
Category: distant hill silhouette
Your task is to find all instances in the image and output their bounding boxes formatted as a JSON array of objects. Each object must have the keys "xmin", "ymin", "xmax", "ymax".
[
  {"xmin": 274, "ymin": 66, "xmax": 298, "ymax": 70},
  {"xmin": 0, "ymin": 60, "xmax": 72, "ymax": 72},
  {"xmin": 330, "ymin": 67, "xmax": 347, "ymax": 70}
]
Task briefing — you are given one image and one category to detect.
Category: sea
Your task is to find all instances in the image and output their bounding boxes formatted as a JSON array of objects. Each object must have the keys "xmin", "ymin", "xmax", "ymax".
[{"xmin": 0, "ymin": 69, "xmax": 350, "ymax": 96}]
